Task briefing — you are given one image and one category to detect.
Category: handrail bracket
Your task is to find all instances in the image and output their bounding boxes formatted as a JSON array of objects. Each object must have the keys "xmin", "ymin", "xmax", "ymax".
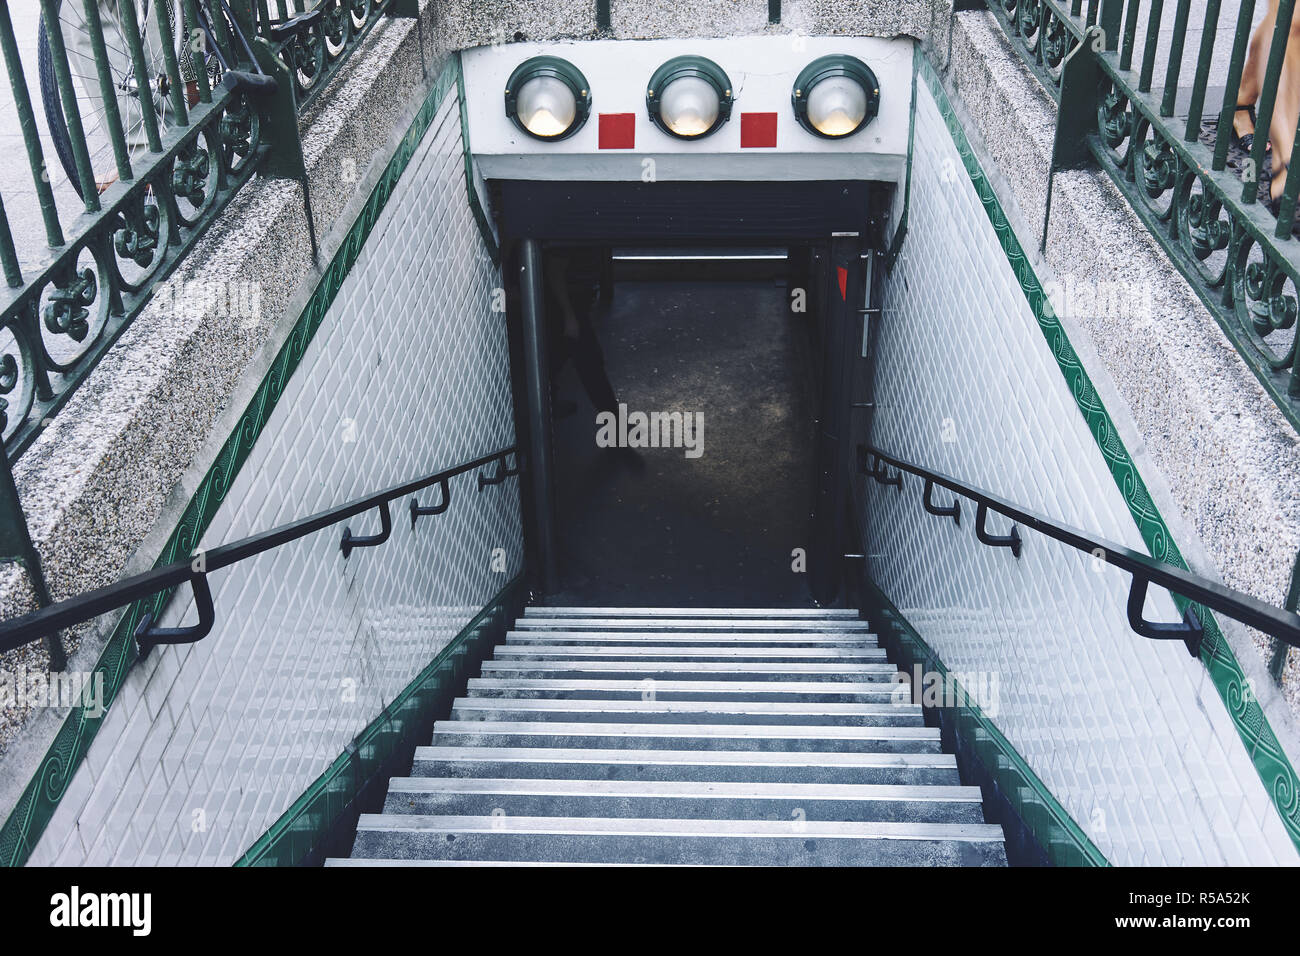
[
  {"xmin": 410, "ymin": 478, "xmax": 452, "ymax": 528},
  {"xmin": 1127, "ymin": 574, "xmax": 1204, "ymax": 658},
  {"xmin": 975, "ymin": 502, "xmax": 1022, "ymax": 558},
  {"xmin": 477, "ymin": 451, "xmax": 521, "ymax": 491},
  {"xmin": 135, "ymin": 573, "xmax": 215, "ymax": 659},
  {"xmin": 341, "ymin": 502, "xmax": 393, "ymax": 559},
  {"xmin": 923, "ymin": 477, "xmax": 961, "ymax": 526}
]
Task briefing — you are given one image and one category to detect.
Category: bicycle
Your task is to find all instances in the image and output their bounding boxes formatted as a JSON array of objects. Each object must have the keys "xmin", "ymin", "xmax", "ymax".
[{"xmin": 37, "ymin": 0, "xmax": 274, "ymax": 201}]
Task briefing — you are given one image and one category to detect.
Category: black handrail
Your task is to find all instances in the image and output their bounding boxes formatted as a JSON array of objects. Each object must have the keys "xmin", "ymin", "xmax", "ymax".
[
  {"xmin": 863, "ymin": 445, "xmax": 1300, "ymax": 657},
  {"xmin": 0, "ymin": 446, "xmax": 519, "ymax": 658}
]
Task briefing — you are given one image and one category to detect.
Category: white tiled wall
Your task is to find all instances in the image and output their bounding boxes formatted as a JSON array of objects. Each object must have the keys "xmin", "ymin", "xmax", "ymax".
[
  {"xmin": 866, "ymin": 80, "xmax": 1297, "ymax": 866},
  {"xmin": 26, "ymin": 87, "xmax": 522, "ymax": 866}
]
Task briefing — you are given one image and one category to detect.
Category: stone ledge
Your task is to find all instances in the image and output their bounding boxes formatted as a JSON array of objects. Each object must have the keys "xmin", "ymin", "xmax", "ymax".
[
  {"xmin": 434, "ymin": 0, "xmax": 953, "ymax": 52},
  {"xmin": 941, "ymin": 11, "xmax": 1300, "ymax": 750}
]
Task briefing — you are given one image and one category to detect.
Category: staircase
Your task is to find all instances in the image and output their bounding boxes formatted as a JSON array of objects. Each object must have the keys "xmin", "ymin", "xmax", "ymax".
[{"xmin": 328, "ymin": 607, "xmax": 1008, "ymax": 866}]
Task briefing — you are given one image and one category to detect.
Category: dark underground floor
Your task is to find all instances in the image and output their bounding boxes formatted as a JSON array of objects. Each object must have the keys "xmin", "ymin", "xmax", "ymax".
[{"xmin": 549, "ymin": 278, "xmax": 823, "ymax": 607}]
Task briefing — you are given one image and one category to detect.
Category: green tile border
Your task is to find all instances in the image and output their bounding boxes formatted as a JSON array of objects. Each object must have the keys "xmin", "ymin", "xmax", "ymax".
[
  {"xmin": 456, "ymin": 51, "xmax": 501, "ymax": 265},
  {"xmin": 862, "ymin": 580, "xmax": 1110, "ymax": 866},
  {"xmin": 912, "ymin": 51, "xmax": 1300, "ymax": 856},
  {"xmin": 235, "ymin": 575, "xmax": 523, "ymax": 866},
  {"xmin": 884, "ymin": 41, "xmax": 919, "ymax": 272},
  {"xmin": 0, "ymin": 56, "xmax": 474, "ymax": 868}
]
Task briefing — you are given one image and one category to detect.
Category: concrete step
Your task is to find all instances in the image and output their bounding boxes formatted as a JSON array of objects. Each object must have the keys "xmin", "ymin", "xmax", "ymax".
[
  {"xmin": 345, "ymin": 605, "xmax": 1005, "ymax": 867},
  {"xmin": 327, "ymin": 858, "xmax": 663, "ymax": 866},
  {"xmin": 381, "ymin": 777, "xmax": 987, "ymax": 823},
  {"xmin": 429, "ymin": 720, "xmax": 942, "ymax": 753},
  {"xmin": 524, "ymin": 607, "xmax": 862, "ymax": 619},
  {"xmin": 491, "ymin": 645, "xmax": 889, "ymax": 662},
  {"xmin": 465, "ymin": 678, "xmax": 904, "ymax": 702},
  {"xmin": 449, "ymin": 697, "xmax": 924, "ymax": 726},
  {"xmin": 478, "ymin": 660, "xmax": 899, "ymax": 681},
  {"xmin": 505, "ymin": 631, "xmax": 879, "ymax": 647},
  {"xmin": 516, "ymin": 618, "xmax": 874, "ymax": 632},
  {"xmin": 348, "ymin": 815, "xmax": 1008, "ymax": 866},
  {"xmin": 411, "ymin": 746, "xmax": 963, "ymax": 785}
]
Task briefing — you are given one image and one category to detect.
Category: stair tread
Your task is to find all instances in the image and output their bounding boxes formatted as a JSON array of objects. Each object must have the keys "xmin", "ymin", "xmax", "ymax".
[
  {"xmin": 434, "ymin": 720, "xmax": 938, "ymax": 739},
  {"xmin": 494, "ymin": 646, "xmax": 884, "ymax": 657},
  {"xmin": 517, "ymin": 619, "xmax": 873, "ymax": 631},
  {"xmin": 354, "ymin": 814, "xmax": 1005, "ymax": 841},
  {"xmin": 452, "ymin": 698, "xmax": 918, "ymax": 715},
  {"xmin": 506, "ymin": 632, "xmax": 878, "ymax": 643},
  {"xmin": 480, "ymin": 661, "xmax": 896, "ymax": 673},
  {"xmin": 524, "ymin": 607, "xmax": 861, "ymax": 618},
  {"xmin": 467, "ymin": 678, "xmax": 901, "ymax": 695},
  {"xmin": 414, "ymin": 746, "xmax": 956, "ymax": 766},
  {"xmin": 385, "ymin": 777, "xmax": 982, "ymax": 801},
  {"xmin": 327, "ymin": 859, "xmax": 673, "ymax": 866}
]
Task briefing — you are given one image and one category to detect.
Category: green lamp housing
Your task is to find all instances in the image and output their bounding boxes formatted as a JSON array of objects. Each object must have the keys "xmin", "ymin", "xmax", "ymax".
[
  {"xmin": 792, "ymin": 54, "xmax": 880, "ymax": 139},
  {"xmin": 646, "ymin": 55, "xmax": 734, "ymax": 140},
  {"xmin": 504, "ymin": 56, "xmax": 592, "ymax": 141}
]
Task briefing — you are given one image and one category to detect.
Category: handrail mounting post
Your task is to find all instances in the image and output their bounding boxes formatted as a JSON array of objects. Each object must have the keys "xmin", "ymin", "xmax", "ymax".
[
  {"xmin": 1127, "ymin": 574, "xmax": 1204, "ymax": 658},
  {"xmin": 341, "ymin": 502, "xmax": 393, "ymax": 559},
  {"xmin": 923, "ymin": 477, "xmax": 961, "ymax": 526},
  {"xmin": 410, "ymin": 478, "xmax": 452, "ymax": 528},
  {"xmin": 975, "ymin": 502, "xmax": 1021, "ymax": 558},
  {"xmin": 135, "ymin": 573, "xmax": 215, "ymax": 659}
]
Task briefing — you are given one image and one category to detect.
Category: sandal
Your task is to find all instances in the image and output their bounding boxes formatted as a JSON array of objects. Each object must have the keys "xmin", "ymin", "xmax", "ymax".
[{"xmin": 1232, "ymin": 103, "xmax": 1256, "ymax": 156}]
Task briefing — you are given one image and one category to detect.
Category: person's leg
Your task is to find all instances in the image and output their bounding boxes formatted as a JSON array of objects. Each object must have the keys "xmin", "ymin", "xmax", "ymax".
[
  {"xmin": 1268, "ymin": 5, "xmax": 1300, "ymax": 202},
  {"xmin": 1237, "ymin": 0, "xmax": 1281, "ymax": 141},
  {"xmin": 558, "ymin": 286, "xmax": 617, "ymax": 415},
  {"xmin": 569, "ymin": 319, "xmax": 620, "ymax": 416}
]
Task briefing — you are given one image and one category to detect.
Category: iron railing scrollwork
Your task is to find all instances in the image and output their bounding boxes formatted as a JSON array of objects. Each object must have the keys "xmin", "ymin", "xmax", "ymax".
[
  {"xmin": 0, "ymin": 445, "xmax": 520, "ymax": 658},
  {"xmin": 862, "ymin": 445, "xmax": 1300, "ymax": 659},
  {"xmin": 256, "ymin": 0, "xmax": 399, "ymax": 114},
  {"xmin": 980, "ymin": 0, "xmax": 1300, "ymax": 434},
  {"xmin": 0, "ymin": 0, "xmax": 418, "ymax": 618}
]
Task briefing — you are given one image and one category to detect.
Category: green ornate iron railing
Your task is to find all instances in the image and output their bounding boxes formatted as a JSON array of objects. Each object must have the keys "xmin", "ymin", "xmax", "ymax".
[
  {"xmin": 255, "ymin": 0, "xmax": 412, "ymax": 115},
  {"xmin": 979, "ymin": 0, "xmax": 1300, "ymax": 433},
  {"xmin": 0, "ymin": 0, "xmax": 415, "ymax": 649}
]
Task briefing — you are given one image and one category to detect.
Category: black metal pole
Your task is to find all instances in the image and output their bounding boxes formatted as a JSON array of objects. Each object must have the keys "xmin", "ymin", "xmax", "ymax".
[
  {"xmin": 519, "ymin": 239, "xmax": 559, "ymax": 593},
  {"xmin": 810, "ymin": 234, "xmax": 861, "ymax": 605}
]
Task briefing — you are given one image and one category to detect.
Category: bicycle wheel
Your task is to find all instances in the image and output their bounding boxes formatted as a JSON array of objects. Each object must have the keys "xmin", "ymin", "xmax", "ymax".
[{"xmin": 37, "ymin": 0, "xmax": 214, "ymax": 199}]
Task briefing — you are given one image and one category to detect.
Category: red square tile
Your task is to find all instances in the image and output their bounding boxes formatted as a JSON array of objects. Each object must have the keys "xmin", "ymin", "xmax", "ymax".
[
  {"xmin": 741, "ymin": 112, "xmax": 778, "ymax": 148},
  {"xmin": 599, "ymin": 113, "xmax": 636, "ymax": 149}
]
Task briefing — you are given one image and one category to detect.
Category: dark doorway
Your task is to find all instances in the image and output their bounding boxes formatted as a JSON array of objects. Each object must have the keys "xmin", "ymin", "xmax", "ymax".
[
  {"xmin": 548, "ymin": 269, "xmax": 819, "ymax": 607},
  {"xmin": 495, "ymin": 180, "xmax": 880, "ymax": 608}
]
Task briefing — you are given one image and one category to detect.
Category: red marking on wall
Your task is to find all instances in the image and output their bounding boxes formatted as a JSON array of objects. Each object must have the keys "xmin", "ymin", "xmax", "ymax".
[
  {"xmin": 740, "ymin": 112, "xmax": 778, "ymax": 148},
  {"xmin": 837, "ymin": 267, "xmax": 848, "ymax": 301},
  {"xmin": 599, "ymin": 113, "xmax": 636, "ymax": 149}
]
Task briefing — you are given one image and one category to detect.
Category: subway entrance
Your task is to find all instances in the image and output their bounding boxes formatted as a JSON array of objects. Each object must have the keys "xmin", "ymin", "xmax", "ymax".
[{"xmin": 495, "ymin": 180, "xmax": 884, "ymax": 607}]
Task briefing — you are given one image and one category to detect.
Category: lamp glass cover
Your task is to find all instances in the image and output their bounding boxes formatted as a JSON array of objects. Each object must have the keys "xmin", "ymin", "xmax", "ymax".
[
  {"xmin": 659, "ymin": 75, "xmax": 721, "ymax": 137},
  {"xmin": 806, "ymin": 74, "xmax": 868, "ymax": 137},
  {"xmin": 516, "ymin": 75, "xmax": 578, "ymax": 137}
]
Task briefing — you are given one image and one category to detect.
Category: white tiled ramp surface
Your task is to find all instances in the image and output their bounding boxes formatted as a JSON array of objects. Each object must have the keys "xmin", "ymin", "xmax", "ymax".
[
  {"xmin": 865, "ymin": 80, "xmax": 1296, "ymax": 865},
  {"xmin": 329, "ymin": 608, "xmax": 1008, "ymax": 866},
  {"xmin": 26, "ymin": 88, "xmax": 522, "ymax": 866}
]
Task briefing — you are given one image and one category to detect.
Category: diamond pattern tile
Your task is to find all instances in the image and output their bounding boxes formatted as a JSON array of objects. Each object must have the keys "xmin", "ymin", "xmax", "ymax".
[{"xmin": 34, "ymin": 89, "xmax": 522, "ymax": 866}]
